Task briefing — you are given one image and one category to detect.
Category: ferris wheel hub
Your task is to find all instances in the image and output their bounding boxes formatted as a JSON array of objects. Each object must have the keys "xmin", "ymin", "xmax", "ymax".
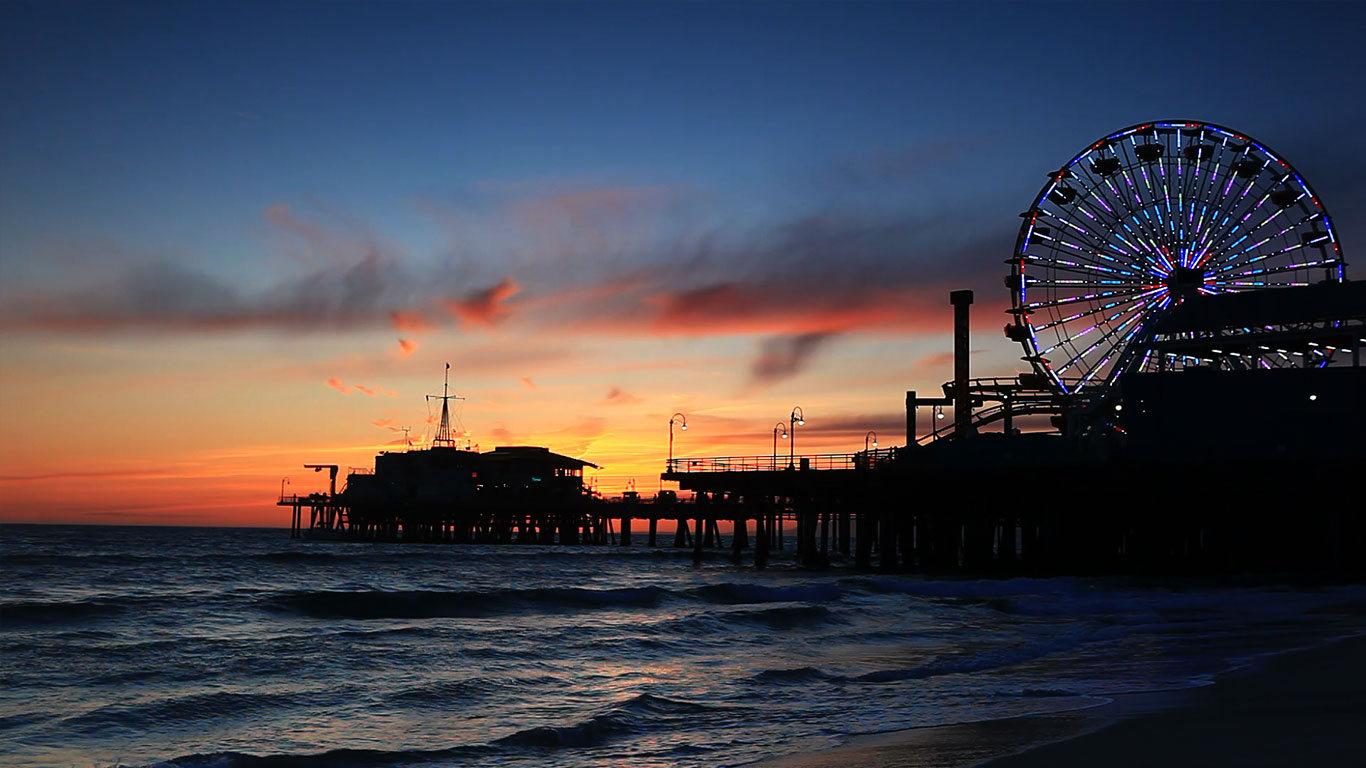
[{"xmin": 1164, "ymin": 266, "xmax": 1207, "ymax": 301}]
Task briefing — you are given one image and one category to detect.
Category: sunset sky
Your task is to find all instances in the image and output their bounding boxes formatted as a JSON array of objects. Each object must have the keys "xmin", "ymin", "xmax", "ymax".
[{"xmin": 3, "ymin": 1, "xmax": 1364, "ymax": 525}]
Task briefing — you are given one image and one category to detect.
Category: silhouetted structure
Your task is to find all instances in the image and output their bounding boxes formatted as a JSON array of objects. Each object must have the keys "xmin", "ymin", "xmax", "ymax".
[
  {"xmin": 281, "ymin": 120, "xmax": 1365, "ymax": 577},
  {"xmin": 660, "ymin": 120, "xmax": 1364, "ymax": 577}
]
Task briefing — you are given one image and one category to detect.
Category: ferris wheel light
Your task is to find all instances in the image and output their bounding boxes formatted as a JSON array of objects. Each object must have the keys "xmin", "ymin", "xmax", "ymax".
[
  {"xmin": 1309, "ymin": 394, "xmax": 1318, "ymax": 401},
  {"xmin": 1010, "ymin": 121, "xmax": 1344, "ymax": 396},
  {"xmin": 1114, "ymin": 404, "xmax": 1123, "ymax": 412}
]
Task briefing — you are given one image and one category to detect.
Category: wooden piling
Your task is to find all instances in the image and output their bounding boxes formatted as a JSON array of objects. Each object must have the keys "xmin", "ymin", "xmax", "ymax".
[{"xmin": 693, "ymin": 513, "xmax": 705, "ymax": 563}]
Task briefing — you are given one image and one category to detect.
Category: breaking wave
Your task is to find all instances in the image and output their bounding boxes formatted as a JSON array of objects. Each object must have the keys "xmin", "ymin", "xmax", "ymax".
[
  {"xmin": 494, "ymin": 693, "xmax": 719, "ymax": 749},
  {"xmin": 264, "ymin": 585, "xmax": 670, "ymax": 619},
  {"xmin": 0, "ymin": 598, "xmax": 129, "ymax": 626}
]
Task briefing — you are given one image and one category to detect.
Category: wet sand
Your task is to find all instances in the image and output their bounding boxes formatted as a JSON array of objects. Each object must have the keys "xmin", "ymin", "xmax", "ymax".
[{"xmin": 760, "ymin": 634, "xmax": 1366, "ymax": 768}]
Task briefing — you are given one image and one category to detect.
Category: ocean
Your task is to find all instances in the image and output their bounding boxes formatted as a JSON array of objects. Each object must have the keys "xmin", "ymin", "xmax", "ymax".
[{"xmin": 3, "ymin": 524, "xmax": 1364, "ymax": 768}]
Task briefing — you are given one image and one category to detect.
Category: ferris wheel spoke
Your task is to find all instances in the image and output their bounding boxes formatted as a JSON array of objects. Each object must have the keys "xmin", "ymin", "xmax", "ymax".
[
  {"xmin": 1210, "ymin": 252, "xmax": 1337, "ymax": 282},
  {"xmin": 1052, "ymin": 297, "xmax": 1158, "ymax": 377},
  {"xmin": 1023, "ymin": 284, "xmax": 1161, "ymax": 312},
  {"xmin": 1029, "ymin": 291, "xmax": 1155, "ymax": 332},
  {"xmin": 1039, "ymin": 295, "xmax": 1153, "ymax": 357},
  {"xmin": 1020, "ymin": 254, "xmax": 1143, "ymax": 280},
  {"xmin": 1198, "ymin": 174, "xmax": 1295, "ymax": 262},
  {"xmin": 1203, "ymin": 215, "xmax": 1315, "ymax": 274}
]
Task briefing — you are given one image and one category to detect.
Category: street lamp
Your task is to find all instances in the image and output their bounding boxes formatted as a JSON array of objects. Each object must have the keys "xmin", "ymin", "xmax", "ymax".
[
  {"xmin": 280, "ymin": 477, "xmax": 291, "ymax": 500},
  {"xmin": 789, "ymin": 406, "xmax": 805, "ymax": 468},
  {"xmin": 772, "ymin": 421, "xmax": 788, "ymax": 470},
  {"xmin": 865, "ymin": 430, "xmax": 878, "ymax": 453},
  {"xmin": 668, "ymin": 412, "xmax": 688, "ymax": 470}
]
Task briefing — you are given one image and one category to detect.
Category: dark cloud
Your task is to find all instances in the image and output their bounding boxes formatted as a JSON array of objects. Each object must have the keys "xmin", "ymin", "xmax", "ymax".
[
  {"xmin": 750, "ymin": 332, "xmax": 837, "ymax": 384},
  {"xmin": 604, "ymin": 386, "xmax": 642, "ymax": 405},
  {"xmin": 0, "ymin": 183, "xmax": 1015, "ymax": 345}
]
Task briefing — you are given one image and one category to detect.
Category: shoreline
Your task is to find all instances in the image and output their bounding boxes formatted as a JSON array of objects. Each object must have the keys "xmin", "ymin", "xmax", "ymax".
[{"xmin": 758, "ymin": 634, "xmax": 1366, "ymax": 768}]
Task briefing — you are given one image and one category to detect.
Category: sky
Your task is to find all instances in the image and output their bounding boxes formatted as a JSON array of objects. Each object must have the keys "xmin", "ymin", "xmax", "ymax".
[{"xmin": 2, "ymin": 1, "xmax": 1365, "ymax": 525}]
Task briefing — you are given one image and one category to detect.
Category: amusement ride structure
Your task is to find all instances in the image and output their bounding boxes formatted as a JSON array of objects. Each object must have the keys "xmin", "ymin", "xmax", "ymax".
[{"xmin": 913, "ymin": 120, "xmax": 1357, "ymax": 440}]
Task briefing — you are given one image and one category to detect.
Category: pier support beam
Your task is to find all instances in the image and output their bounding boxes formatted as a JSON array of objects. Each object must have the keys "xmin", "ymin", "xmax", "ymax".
[
  {"xmin": 754, "ymin": 505, "xmax": 769, "ymax": 569},
  {"xmin": 855, "ymin": 506, "xmax": 872, "ymax": 569},
  {"xmin": 693, "ymin": 513, "xmax": 705, "ymax": 564}
]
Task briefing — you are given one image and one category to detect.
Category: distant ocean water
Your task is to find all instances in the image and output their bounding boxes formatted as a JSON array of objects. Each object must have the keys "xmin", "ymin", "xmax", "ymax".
[{"xmin": 3, "ymin": 524, "xmax": 1365, "ymax": 768}]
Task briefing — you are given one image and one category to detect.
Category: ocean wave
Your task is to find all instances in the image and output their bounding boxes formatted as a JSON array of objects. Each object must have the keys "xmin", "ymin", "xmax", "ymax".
[
  {"xmin": 382, "ymin": 676, "xmax": 510, "ymax": 707},
  {"xmin": 851, "ymin": 634, "xmax": 1085, "ymax": 683},
  {"xmin": 3, "ymin": 552, "xmax": 170, "ymax": 566},
  {"xmin": 153, "ymin": 744, "xmax": 492, "ymax": 768},
  {"xmin": 264, "ymin": 585, "xmax": 669, "ymax": 620},
  {"xmin": 749, "ymin": 666, "xmax": 840, "ymax": 684},
  {"xmin": 248, "ymin": 551, "xmax": 351, "ymax": 563},
  {"xmin": 67, "ymin": 689, "xmax": 313, "ymax": 734},
  {"xmin": 722, "ymin": 604, "xmax": 840, "ymax": 629},
  {"xmin": 686, "ymin": 581, "xmax": 844, "ymax": 605},
  {"xmin": 494, "ymin": 693, "xmax": 718, "ymax": 749},
  {"xmin": 0, "ymin": 598, "xmax": 129, "ymax": 626}
]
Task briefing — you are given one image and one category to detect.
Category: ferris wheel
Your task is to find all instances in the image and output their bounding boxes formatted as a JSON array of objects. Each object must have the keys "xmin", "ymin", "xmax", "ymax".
[{"xmin": 1006, "ymin": 120, "xmax": 1346, "ymax": 395}]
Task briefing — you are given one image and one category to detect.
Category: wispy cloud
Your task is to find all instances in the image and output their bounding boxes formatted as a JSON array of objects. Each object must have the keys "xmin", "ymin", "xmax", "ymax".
[
  {"xmin": 750, "ymin": 332, "xmax": 836, "ymax": 385},
  {"xmin": 604, "ymin": 386, "xmax": 641, "ymax": 405}
]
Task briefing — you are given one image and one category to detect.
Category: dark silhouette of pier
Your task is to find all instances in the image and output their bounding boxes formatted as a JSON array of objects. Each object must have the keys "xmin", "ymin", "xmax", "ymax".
[{"xmin": 281, "ymin": 120, "xmax": 1365, "ymax": 578}]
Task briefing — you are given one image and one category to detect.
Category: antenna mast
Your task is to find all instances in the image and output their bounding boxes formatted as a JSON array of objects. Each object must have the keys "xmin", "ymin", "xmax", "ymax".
[{"xmin": 427, "ymin": 362, "xmax": 465, "ymax": 448}]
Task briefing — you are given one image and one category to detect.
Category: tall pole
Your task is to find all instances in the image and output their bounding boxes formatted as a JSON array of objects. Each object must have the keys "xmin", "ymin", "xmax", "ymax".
[
  {"xmin": 669, "ymin": 413, "xmax": 687, "ymax": 470},
  {"xmin": 772, "ymin": 422, "xmax": 787, "ymax": 471},
  {"xmin": 428, "ymin": 362, "xmax": 465, "ymax": 448},
  {"xmin": 789, "ymin": 407, "xmax": 804, "ymax": 468},
  {"xmin": 950, "ymin": 290, "xmax": 974, "ymax": 439}
]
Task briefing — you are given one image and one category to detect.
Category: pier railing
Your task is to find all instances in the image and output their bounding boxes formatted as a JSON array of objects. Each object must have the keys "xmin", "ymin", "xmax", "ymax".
[{"xmin": 666, "ymin": 449, "xmax": 897, "ymax": 474}]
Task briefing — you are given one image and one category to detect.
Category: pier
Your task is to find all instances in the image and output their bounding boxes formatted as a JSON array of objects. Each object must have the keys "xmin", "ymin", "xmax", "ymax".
[{"xmin": 278, "ymin": 119, "xmax": 1365, "ymax": 578}]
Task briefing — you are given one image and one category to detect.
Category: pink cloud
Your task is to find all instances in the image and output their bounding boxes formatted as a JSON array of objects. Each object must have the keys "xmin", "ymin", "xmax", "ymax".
[
  {"xmin": 390, "ymin": 311, "xmax": 434, "ymax": 333},
  {"xmin": 443, "ymin": 277, "xmax": 521, "ymax": 326}
]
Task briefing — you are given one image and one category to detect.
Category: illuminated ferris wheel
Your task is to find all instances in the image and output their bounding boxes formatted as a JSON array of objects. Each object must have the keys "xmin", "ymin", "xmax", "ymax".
[{"xmin": 1006, "ymin": 120, "xmax": 1346, "ymax": 395}]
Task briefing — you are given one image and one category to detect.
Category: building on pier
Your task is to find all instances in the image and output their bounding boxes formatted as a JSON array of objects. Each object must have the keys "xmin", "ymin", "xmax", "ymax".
[
  {"xmin": 283, "ymin": 365, "xmax": 601, "ymax": 540},
  {"xmin": 344, "ymin": 445, "xmax": 598, "ymax": 523}
]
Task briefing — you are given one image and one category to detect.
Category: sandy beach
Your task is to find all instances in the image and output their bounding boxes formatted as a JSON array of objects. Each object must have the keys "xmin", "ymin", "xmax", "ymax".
[{"xmin": 762, "ymin": 634, "xmax": 1366, "ymax": 768}]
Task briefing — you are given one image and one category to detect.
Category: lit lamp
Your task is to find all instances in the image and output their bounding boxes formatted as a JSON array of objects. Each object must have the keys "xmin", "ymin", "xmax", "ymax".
[
  {"xmin": 789, "ymin": 406, "xmax": 805, "ymax": 468},
  {"xmin": 668, "ymin": 412, "xmax": 688, "ymax": 471},
  {"xmin": 865, "ymin": 430, "xmax": 878, "ymax": 453},
  {"xmin": 772, "ymin": 421, "xmax": 788, "ymax": 470}
]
